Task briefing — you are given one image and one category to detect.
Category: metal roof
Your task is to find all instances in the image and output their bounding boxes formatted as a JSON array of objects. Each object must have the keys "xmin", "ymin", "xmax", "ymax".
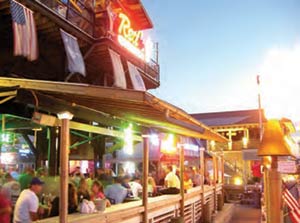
[
  {"xmin": 0, "ymin": 77, "xmax": 227, "ymax": 142},
  {"xmin": 191, "ymin": 109, "xmax": 267, "ymax": 127}
]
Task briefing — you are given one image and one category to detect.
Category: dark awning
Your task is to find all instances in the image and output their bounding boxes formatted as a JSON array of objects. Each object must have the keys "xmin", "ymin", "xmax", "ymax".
[{"xmin": 0, "ymin": 77, "xmax": 227, "ymax": 142}]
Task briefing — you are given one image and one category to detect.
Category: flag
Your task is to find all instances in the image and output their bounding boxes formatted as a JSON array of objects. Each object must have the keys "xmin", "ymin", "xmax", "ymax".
[
  {"xmin": 256, "ymin": 75, "xmax": 260, "ymax": 85},
  {"xmin": 283, "ymin": 187, "xmax": 300, "ymax": 222},
  {"xmin": 60, "ymin": 29, "xmax": 86, "ymax": 76},
  {"xmin": 109, "ymin": 49, "xmax": 126, "ymax": 89},
  {"xmin": 10, "ymin": 0, "xmax": 38, "ymax": 61},
  {"xmin": 106, "ymin": 3, "xmax": 116, "ymax": 32},
  {"xmin": 127, "ymin": 62, "xmax": 146, "ymax": 91}
]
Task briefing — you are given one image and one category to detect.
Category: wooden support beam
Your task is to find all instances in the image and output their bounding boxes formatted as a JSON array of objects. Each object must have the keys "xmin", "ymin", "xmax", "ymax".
[
  {"xmin": 142, "ymin": 134, "xmax": 149, "ymax": 223},
  {"xmin": 58, "ymin": 112, "xmax": 73, "ymax": 223},
  {"xmin": 32, "ymin": 112, "xmax": 142, "ymax": 141},
  {"xmin": 36, "ymin": 129, "xmax": 48, "ymax": 168},
  {"xmin": 179, "ymin": 144, "xmax": 185, "ymax": 218},
  {"xmin": 92, "ymin": 135, "xmax": 106, "ymax": 172},
  {"xmin": 200, "ymin": 147, "xmax": 207, "ymax": 222},
  {"xmin": 0, "ymin": 77, "xmax": 144, "ymax": 102},
  {"xmin": 212, "ymin": 155, "xmax": 217, "ymax": 213},
  {"xmin": 48, "ymin": 127, "xmax": 58, "ymax": 176},
  {"xmin": 15, "ymin": 90, "xmax": 132, "ymax": 130}
]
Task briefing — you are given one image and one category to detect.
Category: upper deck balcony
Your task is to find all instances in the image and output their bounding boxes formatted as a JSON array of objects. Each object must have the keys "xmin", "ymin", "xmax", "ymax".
[{"xmin": 0, "ymin": 0, "xmax": 160, "ymax": 89}]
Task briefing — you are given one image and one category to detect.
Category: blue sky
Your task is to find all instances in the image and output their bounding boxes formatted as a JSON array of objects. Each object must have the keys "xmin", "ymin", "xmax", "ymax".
[{"xmin": 143, "ymin": 1, "xmax": 300, "ymax": 120}]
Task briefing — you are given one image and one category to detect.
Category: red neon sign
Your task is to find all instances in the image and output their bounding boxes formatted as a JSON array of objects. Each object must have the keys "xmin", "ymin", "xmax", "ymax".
[{"xmin": 117, "ymin": 13, "xmax": 145, "ymax": 59}]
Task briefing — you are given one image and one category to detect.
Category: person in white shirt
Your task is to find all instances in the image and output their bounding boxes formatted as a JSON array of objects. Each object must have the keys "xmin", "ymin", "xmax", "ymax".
[
  {"xmin": 128, "ymin": 177, "xmax": 143, "ymax": 197},
  {"xmin": 161, "ymin": 166, "xmax": 180, "ymax": 194},
  {"xmin": 13, "ymin": 177, "xmax": 44, "ymax": 223}
]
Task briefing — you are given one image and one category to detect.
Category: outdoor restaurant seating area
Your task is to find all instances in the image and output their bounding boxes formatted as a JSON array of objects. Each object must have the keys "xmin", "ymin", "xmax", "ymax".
[{"xmin": 0, "ymin": 165, "xmax": 224, "ymax": 223}]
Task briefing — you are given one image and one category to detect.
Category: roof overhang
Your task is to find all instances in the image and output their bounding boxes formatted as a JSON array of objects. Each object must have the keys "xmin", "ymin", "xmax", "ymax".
[
  {"xmin": 0, "ymin": 77, "xmax": 227, "ymax": 142},
  {"xmin": 114, "ymin": 0, "xmax": 153, "ymax": 30}
]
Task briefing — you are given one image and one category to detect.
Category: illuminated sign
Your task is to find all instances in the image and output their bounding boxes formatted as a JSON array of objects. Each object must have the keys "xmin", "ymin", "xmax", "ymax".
[
  {"xmin": 117, "ymin": 13, "xmax": 146, "ymax": 60},
  {"xmin": 161, "ymin": 134, "xmax": 177, "ymax": 154},
  {"xmin": 118, "ymin": 13, "xmax": 143, "ymax": 48}
]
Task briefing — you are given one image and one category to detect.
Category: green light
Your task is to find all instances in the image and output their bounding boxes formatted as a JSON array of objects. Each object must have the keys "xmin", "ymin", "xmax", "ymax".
[
  {"xmin": 124, "ymin": 124, "xmax": 133, "ymax": 155},
  {"xmin": 1, "ymin": 133, "xmax": 13, "ymax": 143}
]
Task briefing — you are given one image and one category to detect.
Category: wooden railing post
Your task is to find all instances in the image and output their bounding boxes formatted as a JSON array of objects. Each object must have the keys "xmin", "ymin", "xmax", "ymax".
[
  {"xmin": 180, "ymin": 144, "xmax": 185, "ymax": 218},
  {"xmin": 212, "ymin": 155, "xmax": 217, "ymax": 212},
  {"xmin": 200, "ymin": 147, "xmax": 206, "ymax": 222},
  {"xmin": 142, "ymin": 133, "xmax": 149, "ymax": 223}
]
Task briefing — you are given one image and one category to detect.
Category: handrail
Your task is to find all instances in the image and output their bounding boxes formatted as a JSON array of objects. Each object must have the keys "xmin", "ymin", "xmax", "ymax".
[
  {"xmin": 37, "ymin": 0, "xmax": 159, "ymax": 70},
  {"xmin": 39, "ymin": 185, "xmax": 223, "ymax": 223}
]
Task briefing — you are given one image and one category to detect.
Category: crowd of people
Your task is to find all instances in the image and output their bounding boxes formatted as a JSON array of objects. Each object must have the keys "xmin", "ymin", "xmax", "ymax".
[{"xmin": 0, "ymin": 164, "xmax": 212, "ymax": 223}]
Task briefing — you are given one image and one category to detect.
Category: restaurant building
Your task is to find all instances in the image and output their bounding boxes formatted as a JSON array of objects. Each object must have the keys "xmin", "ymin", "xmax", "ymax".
[
  {"xmin": 0, "ymin": 0, "xmax": 227, "ymax": 222},
  {"xmin": 192, "ymin": 109, "xmax": 268, "ymax": 184}
]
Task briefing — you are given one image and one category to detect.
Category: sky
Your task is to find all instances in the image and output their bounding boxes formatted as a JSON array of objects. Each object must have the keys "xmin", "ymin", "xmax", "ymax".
[{"xmin": 142, "ymin": 0, "xmax": 300, "ymax": 122}]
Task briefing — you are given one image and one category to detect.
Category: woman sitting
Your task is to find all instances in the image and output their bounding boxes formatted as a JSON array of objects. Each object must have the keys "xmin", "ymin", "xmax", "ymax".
[
  {"xmin": 49, "ymin": 183, "xmax": 78, "ymax": 217},
  {"xmin": 183, "ymin": 172, "xmax": 193, "ymax": 190},
  {"xmin": 77, "ymin": 178, "xmax": 90, "ymax": 203},
  {"xmin": 90, "ymin": 180, "xmax": 111, "ymax": 207}
]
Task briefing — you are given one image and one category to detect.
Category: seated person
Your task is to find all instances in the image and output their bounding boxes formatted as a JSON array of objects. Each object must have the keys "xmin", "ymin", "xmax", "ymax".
[
  {"xmin": 14, "ymin": 177, "xmax": 44, "ymax": 223},
  {"xmin": 104, "ymin": 177, "xmax": 127, "ymax": 204},
  {"xmin": 121, "ymin": 175, "xmax": 131, "ymax": 189},
  {"xmin": 49, "ymin": 183, "xmax": 78, "ymax": 217},
  {"xmin": 128, "ymin": 177, "xmax": 142, "ymax": 197},
  {"xmin": 77, "ymin": 178, "xmax": 91, "ymax": 203},
  {"xmin": 161, "ymin": 166, "xmax": 180, "ymax": 194},
  {"xmin": 122, "ymin": 175, "xmax": 133, "ymax": 197},
  {"xmin": 148, "ymin": 176, "xmax": 157, "ymax": 196},
  {"xmin": 183, "ymin": 172, "xmax": 193, "ymax": 190},
  {"xmin": 90, "ymin": 180, "xmax": 110, "ymax": 207}
]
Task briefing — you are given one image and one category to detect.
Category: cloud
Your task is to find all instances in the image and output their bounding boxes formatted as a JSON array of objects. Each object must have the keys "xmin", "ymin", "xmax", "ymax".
[{"xmin": 260, "ymin": 43, "xmax": 300, "ymax": 121}]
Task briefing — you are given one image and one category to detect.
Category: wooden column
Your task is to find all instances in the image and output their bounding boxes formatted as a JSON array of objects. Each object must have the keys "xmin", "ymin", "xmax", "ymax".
[
  {"xmin": 266, "ymin": 157, "xmax": 283, "ymax": 223},
  {"xmin": 212, "ymin": 155, "xmax": 217, "ymax": 212},
  {"xmin": 180, "ymin": 144, "xmax": 185, "ymax": 217},
  {"xmin": 221, "ymin": 154, "xmax": 224, "ymax": 184},
  {"xmin": 48, "ymin": 128, "xmax": 58, "ymax": 176},
  {"xmin": 92, "ymin": 136, "xmax": 106, "ymax": 173},
  {"xmin": 200, "ymin": 147, "xmax": 205, "ymax": 208},
  {"xmin": 142, "ymin": 134, "xmax": 149, "ymax": 223},
  {"xmin": 36, "ymin": 129, "xmax": 48, "ymax": 168},
  {"xmin": 58, "ymin": 112, "xmax": 73, "ymax": 223},
  {"xmin": 56, "ymin": 128, "xmax": 61, "ymax": 176}
]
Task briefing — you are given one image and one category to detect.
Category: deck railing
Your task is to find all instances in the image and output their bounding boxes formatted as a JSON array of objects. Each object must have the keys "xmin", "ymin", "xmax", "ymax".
[
  {"xmin": 39, "ymin": 184, "xmax": 224, "ymax": 223},
  {"xmin": 36, "ymin": 0, "xmax": 160, "ymax": 77}
]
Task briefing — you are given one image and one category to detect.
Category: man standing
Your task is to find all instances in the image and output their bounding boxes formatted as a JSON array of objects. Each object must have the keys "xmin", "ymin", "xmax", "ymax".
[{"xmin": 13, "ymin": 178, "xmax": 44, "ymax": 223}]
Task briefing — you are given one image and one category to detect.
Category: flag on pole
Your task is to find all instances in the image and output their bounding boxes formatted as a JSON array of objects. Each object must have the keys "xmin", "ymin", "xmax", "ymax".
[
  {"xmin": 283, "ymin": 187, "xmax": 300, "ymax": 223},
  {"xmin": 60, "ymin": 29, "xmax": 86, "ymax": 77},
  {"xmin": 257, "ymin": 75, "xmax": 260, "ymax": 85},
  {"xmin": 127, "ymin": 62, "xmax": 146, "ymax": 91},
  {"xmin": 10, "ymin": 0, "xmax": 38, "ymax": 61}
]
